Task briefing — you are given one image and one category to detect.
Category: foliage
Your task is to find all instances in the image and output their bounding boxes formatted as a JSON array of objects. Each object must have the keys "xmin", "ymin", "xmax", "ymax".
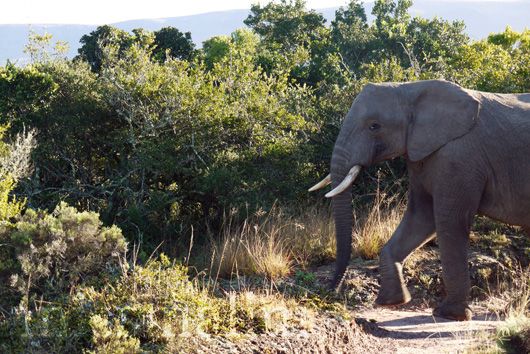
[
  {"xmin": 0, "ymin": 62, "xmax": 58, "ymax": 124},
  {"xmin": 0, "ymin": 203, "xmax": 128, "ymax": 352},
  {"xmin": 77, "ymin": 25, "xmax": 140, "ymax": 72},
  {"xmin": 0, "ymin": 203, "xmax": 127, "ymax": 308},
  {"xmin": 447, "ymin": 27, "xmax": 530, "ymax": 92},
  {"xmin": 0, "ymin": 125, "xmax": 36, "ymax": 222},
  {"xmin": 76, "ymin": 257, "xmax": 311, "ymax": 351},
  {"xmin": 88, "ymin": 315, "xmax": 141, "ymax": 354},
  {"xmin": 244, "ymin": 0, "xmax": 332, "ymax": 85},
  {"xmin": 3, "ymin": 30, "xmax": 317, "ymax": 253},
  {"xmin": 153, "ymin": 26, "xmax": 196, "ymax": 62}
]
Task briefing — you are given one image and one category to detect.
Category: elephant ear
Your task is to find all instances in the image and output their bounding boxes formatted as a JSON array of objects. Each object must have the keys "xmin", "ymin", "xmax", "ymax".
[{"xmin": 406, "ymin": 80, "xmax": 480, "ymax": 162}]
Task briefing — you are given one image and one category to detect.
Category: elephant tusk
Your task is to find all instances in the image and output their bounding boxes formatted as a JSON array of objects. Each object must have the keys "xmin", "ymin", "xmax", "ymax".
[
  {"xmin": 325, "ymin": 165, "xmax": 361, "ymax": 198},
  {"xmin": 308, "ymin": 174, "xmax": 331, "ymax": 192}
]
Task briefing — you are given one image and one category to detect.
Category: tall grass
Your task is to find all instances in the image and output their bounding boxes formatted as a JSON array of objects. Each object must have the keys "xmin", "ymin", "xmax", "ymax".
[
  {"xmin": 210, "ymin": 205, "xmax": 337, "ymax": 280},
  {"xmin": 209, "ymin": 187, "xmax": 404, "ymax": 280},
  {"xmin": 352, "ymin": 189, "xmax": 404, "ymax": 259},
  {"xmin": 211, "ymin": 211, "xmax": 293, "ymax": 280}
]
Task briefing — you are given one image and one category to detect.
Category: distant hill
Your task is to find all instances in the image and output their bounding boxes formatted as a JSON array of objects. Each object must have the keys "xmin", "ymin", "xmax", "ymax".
[{"xmin": 1, "ymin": 1, "xmax": 529, "ymax": 65}]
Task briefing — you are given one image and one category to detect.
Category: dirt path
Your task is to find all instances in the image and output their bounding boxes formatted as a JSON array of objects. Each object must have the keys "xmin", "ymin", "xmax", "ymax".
[
  {"xmin": 355, "ymin": 307, "xmax": 501, "ymax": 353},
  {"xmin": 195, "ymin": 306, "xmax": 502, "ymax": 353}
]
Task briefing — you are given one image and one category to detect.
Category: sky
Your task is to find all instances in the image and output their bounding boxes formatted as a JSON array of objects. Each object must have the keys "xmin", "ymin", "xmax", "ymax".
[{"xmin": 1, "ymin": 0, "xmax": 527, "ymax": 25}]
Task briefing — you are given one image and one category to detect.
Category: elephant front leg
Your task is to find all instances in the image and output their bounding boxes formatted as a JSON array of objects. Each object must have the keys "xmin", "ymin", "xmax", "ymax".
[
  {"xmin": 431, "ymin": 174, "xmax": 483, "ymax": 321},
  {"xmin": 376, "ymin": 184, "xmax": 435, "ymax": 306}
]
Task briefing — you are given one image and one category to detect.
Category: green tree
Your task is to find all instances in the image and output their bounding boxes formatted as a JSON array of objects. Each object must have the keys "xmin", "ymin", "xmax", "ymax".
[
  {"xmin": 371, "ymin": 0, "xmax": 412, "ymax": 50},
  {"xmin": 202, "ymin": 28, "xmax": 259, "ymax": 69},
  {"xmin": 77, "ymin": 25, "xmax": 135, "ymax": 71},
  {"xmin": 448, "ymin": 28, "xmax": 530, "ymax": 92},
  {"xmin": 244, "ymin": 0, "xmax": 331, "ymax": 85},
  {"xmin": 330, "ymin": 0, "xmax": 469, "ymax": 81},
  {"xmin": 202, "ymin": 35, "xmax": 232, "ymax": 69},
  {"xmin": 330, "ymin": 0, "xmax": 372, "ymax": 72},
  {"xmin": 77, "ymin": 26, "xmax": 157, "ymax": 72},
  {"xmin": 0, "ymin": 63, "xmax": 58, "ymax": 126},
  {"xmin": 153, "ymin": 26, "xmax": 196, "ymax": 62},
  {"xmin": 404, "ymin": 17, "xmax": 468, "ymax": 77}
]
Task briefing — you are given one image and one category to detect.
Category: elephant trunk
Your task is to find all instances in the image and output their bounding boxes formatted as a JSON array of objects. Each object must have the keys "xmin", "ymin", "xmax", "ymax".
[
  {"xmin": 330, "ymin": 184, "xmax": 353, "ymax": 288},
  {"xmin": 329, "ymin": 146, "xmax": 355, "ymax": 289}
]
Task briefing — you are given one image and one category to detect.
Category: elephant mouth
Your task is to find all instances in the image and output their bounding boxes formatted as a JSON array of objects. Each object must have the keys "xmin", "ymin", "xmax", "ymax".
[{"xmin": 308, "ymin": 165, "xmax": 362, "ymax": 197}]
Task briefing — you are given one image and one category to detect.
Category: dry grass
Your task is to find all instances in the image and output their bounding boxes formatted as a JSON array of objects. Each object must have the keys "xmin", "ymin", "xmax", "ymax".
[
  {"xmin": 210, "ymin": 205, "xmax": 337, "ymax": 279},
  {"xmin": 209, "ymin": 187, "xmax": 404, "ymax": 279},
  {"xmin": 352, "ymin": 189, "xmax": 404, "ymax": 260},
  {"xmin": 483, "ymin": 265, "xmax": 530, "ymax": 318},
  {"xmin": 210, "ymin": 208, "xmax": 293, "ymax": 280},
  {"xmin": 287, "ymin": 206, "xmax": 336, "ymax": 267}
]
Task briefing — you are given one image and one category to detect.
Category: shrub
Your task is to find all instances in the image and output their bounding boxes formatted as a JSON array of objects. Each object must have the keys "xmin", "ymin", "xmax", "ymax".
[
  {"xmin": 77, "ymin": 255, "xmax": 220, "ymax": 345},
  {"xmin": 0, "ymin": 126, "xmax": 36, "ymax": 222},
  {"xmin": 68, "ymin": 256, "xmax": 310, "ymax": 352},
  {"xmin": 0, "ymin": 202, "xmax": 127, "ymax": 308},
  {"xmin": 88, "ymin": 315, "xmax": 141, "ymax": 354}
]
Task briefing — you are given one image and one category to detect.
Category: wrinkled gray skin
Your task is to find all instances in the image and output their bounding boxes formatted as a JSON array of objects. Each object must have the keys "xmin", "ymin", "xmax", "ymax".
[{"xmin": 329, "ymin": 79, "xmax": 530, "ymax": 321}]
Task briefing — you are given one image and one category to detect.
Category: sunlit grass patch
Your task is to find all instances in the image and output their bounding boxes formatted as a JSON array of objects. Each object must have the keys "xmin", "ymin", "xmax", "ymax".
[
  {"xmin": 210, "ymin": 204, "xmax": 339, "ymax": 280},
  {"xmin": 210, "ymin": 209, "xmax": 292, "ymax": 280},
  {"xmin": 77, "ymin": 255, "xmax": 315, "ymax": 352},
  {"xmin": 352, "ymin": 190, "xmax": 404, "ymax": 260},
  {"xmin": 472, "ymin": 265, "xmax": 530, "ymax": 353}
]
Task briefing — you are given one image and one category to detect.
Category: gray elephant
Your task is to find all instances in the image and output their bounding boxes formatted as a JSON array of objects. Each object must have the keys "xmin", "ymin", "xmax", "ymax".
[{"xmin": 309, "ymin": 79, "xmax": 530, "ymax": 321}]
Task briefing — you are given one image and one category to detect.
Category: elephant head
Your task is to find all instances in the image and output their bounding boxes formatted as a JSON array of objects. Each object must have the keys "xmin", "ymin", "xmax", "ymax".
[{"xmin": 310, "ymin": 80, "xmax": 480, "ymax": 289}]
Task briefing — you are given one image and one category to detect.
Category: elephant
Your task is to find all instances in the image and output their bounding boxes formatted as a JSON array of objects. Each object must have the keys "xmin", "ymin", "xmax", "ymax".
[{"xmin": 309, "ymin": 79, "xmax": 530, "ymax": 321}]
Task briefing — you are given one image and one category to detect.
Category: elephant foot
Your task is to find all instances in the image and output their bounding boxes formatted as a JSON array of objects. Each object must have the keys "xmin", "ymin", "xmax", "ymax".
[
  {"xmin": 376, "ymin": 258, "xmax": 411, "ymax": 306},
  {"xmin": 433, "ymin": 301, "xmax": 472, "ymax": 321},
  {"xmin": 375, "ymin": 286, "xmax": 411, "ymax": 306}
]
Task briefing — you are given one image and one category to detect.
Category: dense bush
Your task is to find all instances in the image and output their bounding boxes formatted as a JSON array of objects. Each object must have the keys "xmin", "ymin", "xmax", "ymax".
[{"xmin": 0, "ymin": 203, "xmax": 128, "ymax": 352}]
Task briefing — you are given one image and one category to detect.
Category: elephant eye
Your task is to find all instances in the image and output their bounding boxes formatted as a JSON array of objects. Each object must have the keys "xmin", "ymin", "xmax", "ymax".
[{"xmin": 369, "ymin": 122, "xmax": 381, "ymax": 131}]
